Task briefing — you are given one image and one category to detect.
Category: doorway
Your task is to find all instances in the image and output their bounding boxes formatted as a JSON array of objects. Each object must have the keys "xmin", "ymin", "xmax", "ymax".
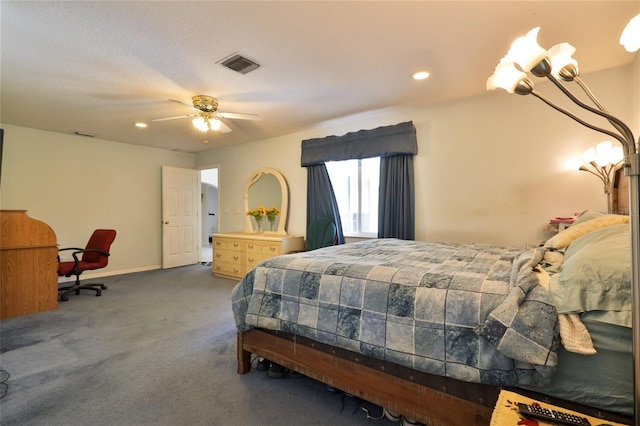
[{"xmin": 200, "ymin": 166, "xmax": 219, "ymax": 263}]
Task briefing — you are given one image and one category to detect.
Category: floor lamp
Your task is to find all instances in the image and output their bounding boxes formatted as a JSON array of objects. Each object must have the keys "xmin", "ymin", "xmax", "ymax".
[
  {"xmin": 566, "ymin": 141, "xmax": 625, "ymax": 213},
  {"xmin": 487, "ymin": 19, "xmax": 640, "ymax": 424}
]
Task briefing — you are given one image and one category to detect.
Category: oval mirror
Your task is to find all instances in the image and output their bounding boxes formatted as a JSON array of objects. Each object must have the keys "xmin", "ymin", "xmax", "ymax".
[{"xmin": 244, "ymin": 167, "xmax": 288, "ymax": 235}]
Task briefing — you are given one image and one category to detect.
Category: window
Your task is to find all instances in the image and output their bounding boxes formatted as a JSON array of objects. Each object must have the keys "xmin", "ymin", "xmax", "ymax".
[{"xmin": 326, "ymin": 157, "xmax": 380, "ymax": 237}]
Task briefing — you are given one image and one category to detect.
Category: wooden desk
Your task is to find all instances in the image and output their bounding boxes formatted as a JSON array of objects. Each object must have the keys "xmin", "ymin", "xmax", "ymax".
[{"xmin": 0, "ymin": 210, "xmax": 59, "ymax": 319}]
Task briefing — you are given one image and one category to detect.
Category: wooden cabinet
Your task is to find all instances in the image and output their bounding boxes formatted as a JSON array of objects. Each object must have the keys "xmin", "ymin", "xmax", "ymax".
[
  {"xmin": 0, "ymin": 210, "xmax": 59, "ymax": 319},
  {"xmin": 212, "ymin": 232, "xmax": 304, "ymax": 279}
]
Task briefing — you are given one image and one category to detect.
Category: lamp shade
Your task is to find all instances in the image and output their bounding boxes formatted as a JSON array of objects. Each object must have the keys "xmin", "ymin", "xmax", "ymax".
[
  {"xmin": 208, "ymin": 118, "xmax": 222, "ymax": 131},
  {"xmin": 581, "ymin": 142, "xmax": 623, "ymax": 167},
  {"xmin": 620, "ymin": 13, "xmax": 640, "ymax": 52},
  {"xmin": 564, "ymin": 157, "xmax": 583, "ymax": 171},
  {"xmin": 595, "ymin": 141, "xmax": 613, "ymax": 167},
  {"xmin": 502, "ymin": 27, "xmax": 549, "ymax": 72},
  {"xmin": 582, "ymin": 147, "xmax": 597, "ymax": 163},
  {"xmin": 192, "ymin": 117, "xmax": 208, "ymax": 132},
  {"xmin": 486, "ymin": 62, "xmax": 529, "ymax": 93},
  {"xmin": 548, "ymin": 43, "xmax": 579, "ymax": 79},
  {"xmin": 610, "ymin": 146, "xmax": 624, "ymax": 164}
]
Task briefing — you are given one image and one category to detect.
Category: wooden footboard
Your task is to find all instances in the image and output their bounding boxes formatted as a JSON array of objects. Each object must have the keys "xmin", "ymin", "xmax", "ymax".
[{"xmin": 238, "ymin": 329, "xmax": 493, "ymax": 425}]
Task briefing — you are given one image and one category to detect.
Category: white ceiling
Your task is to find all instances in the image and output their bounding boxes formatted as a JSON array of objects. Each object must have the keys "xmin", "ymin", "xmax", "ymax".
[{"xmin": 1, "ymin": 1, "xmax": 638, "ymax": 153}]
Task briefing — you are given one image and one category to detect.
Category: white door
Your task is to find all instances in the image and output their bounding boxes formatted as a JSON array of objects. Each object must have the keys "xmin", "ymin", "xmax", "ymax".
[{"xmin": 162, "ymin": 166, "xmax": 200, "ymax": 269}]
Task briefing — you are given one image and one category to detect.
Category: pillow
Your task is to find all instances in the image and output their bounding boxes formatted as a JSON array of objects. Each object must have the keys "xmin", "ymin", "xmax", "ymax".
[
  {"xmin": 544, "ymin": 214, "xmax": 629, "ymax": 249},
  {"xmin": 549, "ymin": 224, "xmax": 631, "ymax": 314},
  {"xmin": 570, "ymin": 209, "xmax": 606, "ymax": 226}
]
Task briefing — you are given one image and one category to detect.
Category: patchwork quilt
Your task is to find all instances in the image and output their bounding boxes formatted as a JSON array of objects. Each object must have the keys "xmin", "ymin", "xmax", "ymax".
[{"xmin": 231, "ymin": 239, "xmax": 559, "ymax": 386}]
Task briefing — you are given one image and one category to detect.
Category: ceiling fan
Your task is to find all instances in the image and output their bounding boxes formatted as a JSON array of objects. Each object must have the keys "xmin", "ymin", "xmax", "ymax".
[{"xmin": 152, "ymin": 95, "xmax": 260, "ymax": 133}]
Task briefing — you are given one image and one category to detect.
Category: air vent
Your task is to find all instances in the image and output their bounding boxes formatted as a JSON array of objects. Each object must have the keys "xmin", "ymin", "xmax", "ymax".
[{"xmin": 220, "ymin": 54, "xmax": 260, "ymax": 74}]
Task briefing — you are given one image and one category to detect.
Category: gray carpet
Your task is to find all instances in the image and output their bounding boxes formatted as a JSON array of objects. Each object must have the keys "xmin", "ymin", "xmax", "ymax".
[{"xmin": 0, "ymin": 265, "xmax": 395, "ymax": 426}]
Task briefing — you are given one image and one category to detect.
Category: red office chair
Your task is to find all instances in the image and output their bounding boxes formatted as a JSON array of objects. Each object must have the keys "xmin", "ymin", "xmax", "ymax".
[{"xmin": 57, "ymin": 229, "xmax": 117, "ymax": 302}]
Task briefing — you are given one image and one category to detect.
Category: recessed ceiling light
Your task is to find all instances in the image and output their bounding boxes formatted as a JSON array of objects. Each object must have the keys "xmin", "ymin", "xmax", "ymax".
[
  {"xmin": 134, "ymin": 122, "xmax": 148, "ymax": 128},
  {"xmin": 412, "ymin": 71, "xmax": 430, "ymax": 80}
]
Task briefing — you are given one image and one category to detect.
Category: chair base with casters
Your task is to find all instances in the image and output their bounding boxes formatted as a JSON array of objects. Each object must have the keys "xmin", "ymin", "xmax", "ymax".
[
  {"xmin": 58, "ymin": 279, "xmax": 107, "ymax": 301},
  {"xmin": 57, "ymin": 229, "xmax": 116, "ymax": 302}
]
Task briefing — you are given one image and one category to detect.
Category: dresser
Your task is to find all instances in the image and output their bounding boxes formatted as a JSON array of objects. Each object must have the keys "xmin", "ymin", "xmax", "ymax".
[{"xmin": 212, "ymin": 232, "xmax": 304, "ymax": 279}]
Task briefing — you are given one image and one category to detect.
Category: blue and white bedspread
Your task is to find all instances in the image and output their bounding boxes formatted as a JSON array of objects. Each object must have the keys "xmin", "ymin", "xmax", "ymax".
[{"xmin": 231, "ymin": 239, "xmax": 559, "ymax": 386}]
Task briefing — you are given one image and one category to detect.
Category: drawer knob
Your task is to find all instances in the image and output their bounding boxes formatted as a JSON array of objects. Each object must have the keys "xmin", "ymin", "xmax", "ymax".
[
  {"xmin": 234, "ymin": 256, "xmax": 239, "ymax": 260},
  {"xmin": 248, "ymin": 244, "xmax": 254, "ymax": 249},
  {"xmin": 270, "ymin": 247, "xmax": 276, "ymax": 251},
  {"xmin": 215, "ymin": 253, "xmax": 221, "ymax": 258},
  {"xmin": 215, "ymin": 241, "xmax": 221, "ymax": 246},
  {"xmin": 233, "ymin": 242, "xmax": 239, "ymax": 247},
  {"xmin": 248, "ymin": 257, "xmax": 254, "ymax": 262}
]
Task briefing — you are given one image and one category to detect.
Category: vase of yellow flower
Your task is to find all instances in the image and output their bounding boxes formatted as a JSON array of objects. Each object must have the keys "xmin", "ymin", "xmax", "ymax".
[
  {"xmin": 266, "ymin": 206, "xmax": 280, "ymax": 232},
  {"xmin": 246, "ymin": 205, "xmax": 267, "ymax": 233}
]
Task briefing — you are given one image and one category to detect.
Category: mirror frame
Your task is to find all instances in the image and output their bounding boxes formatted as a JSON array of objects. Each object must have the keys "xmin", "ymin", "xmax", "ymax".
[{"xmin": 244, "ymin": 167, "xmax": 289, "ymax": 235}]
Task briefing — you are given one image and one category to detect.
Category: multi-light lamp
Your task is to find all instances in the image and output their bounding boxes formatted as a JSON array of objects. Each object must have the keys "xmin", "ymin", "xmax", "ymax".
[{"xmin": 487, "ymin": 15, "xmax": 640, "ymax": 423}]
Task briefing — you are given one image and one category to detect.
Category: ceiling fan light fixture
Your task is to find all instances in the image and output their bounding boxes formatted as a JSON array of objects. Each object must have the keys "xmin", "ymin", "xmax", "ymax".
[
  {"xmin": 192, "ymin": 95, "xmax": 218, "ymax": 112},
  {"xmin": 192, "ymin": 116, "xmax": 209, "ymax": 132},
  {"xmin": 209, "ymin": 118, "xmax": 222, "ymax": 131},
  {"xmin": 153, "ymin": 94, "xmax": 256, "ymax": 134}
]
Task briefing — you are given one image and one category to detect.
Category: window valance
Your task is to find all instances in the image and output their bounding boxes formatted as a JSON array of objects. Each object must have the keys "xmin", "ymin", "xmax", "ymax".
[{"xmin": 301, "ymin": 121, "xmax": 417, "ymax": 166}]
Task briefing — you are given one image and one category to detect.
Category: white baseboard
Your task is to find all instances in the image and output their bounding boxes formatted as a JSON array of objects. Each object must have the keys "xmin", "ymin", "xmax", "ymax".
[{"xmin": 58, "ymin": 265, "xmax": 162, "ymax": 283}]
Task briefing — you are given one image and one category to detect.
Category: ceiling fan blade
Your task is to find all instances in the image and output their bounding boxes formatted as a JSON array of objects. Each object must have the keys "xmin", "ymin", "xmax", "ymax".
[
  {"xmin": 218, "ymin": 120, "xmax": 233, "ymax": 133},
  {"xmin": 168, "ymin": 99, "xmax": 197, "ymax": 110},
  {"xmin": 218, "ymin": 111, "xmax": 261, "ymax": 121},
  {"xmin": 151, "ymin": 114, "xmax": 195, "ymax": 122}
]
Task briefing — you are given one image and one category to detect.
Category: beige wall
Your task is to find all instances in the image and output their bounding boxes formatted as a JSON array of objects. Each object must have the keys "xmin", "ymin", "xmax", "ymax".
[
  {"xmin": 1, "ymin": 63, "xmax": 637, "ymax": 278},
  {"xmin": 197, "ymin": 64, "xmax": 637, "ymax": 247},
  {"xmin": 0, "ymin": 126, "xmax": 195, "ymax": 275}
]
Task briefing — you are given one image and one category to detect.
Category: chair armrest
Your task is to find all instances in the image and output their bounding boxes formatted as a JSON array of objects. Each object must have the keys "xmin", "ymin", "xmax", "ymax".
[
  {"xmin": 58, "ymin": 247, "xmax": 84, "ymax": 262},
  {"xmin": 58, "ymin": 247, "xmax": 84, "ymax": 253},
  {"xmin": 58, "ymin": 248, "xmax": 110, "ymax": 263}
]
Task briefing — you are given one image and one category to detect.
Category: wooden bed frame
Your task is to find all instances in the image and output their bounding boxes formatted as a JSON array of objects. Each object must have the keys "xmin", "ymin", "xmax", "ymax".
[
  {"xmin": 611, "ymin": 166, "xmax": 629, "ymax": 215},
  {"xmin": 237, "ymin": 329, "xmax": 633, "ymax": 426}
]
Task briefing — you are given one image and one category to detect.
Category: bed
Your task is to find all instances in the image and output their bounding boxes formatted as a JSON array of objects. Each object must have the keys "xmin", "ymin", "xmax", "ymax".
[{"xmin": 231, "ymin": 210, "xmax": 634, "ymax": 425}]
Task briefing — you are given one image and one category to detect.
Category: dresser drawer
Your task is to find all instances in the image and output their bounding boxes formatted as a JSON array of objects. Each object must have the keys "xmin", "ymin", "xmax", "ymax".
[
  {"xmin": 214, "ymin": 249, "xmax": 242, "ymax": 265},
  {"xmin": 213, "ymin": 261, "xmax": 244, "ymax": 278},
  {"xmin": 246, "ymin": 241, "xmax": 281, "ymax": 256},
  {"xmin": 246, "ymin": 253, "xmax": 274, "ymax": 269},
  {"xmin": 213, "ymin": 238, "xmax": 243, "ymax": 252}
]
